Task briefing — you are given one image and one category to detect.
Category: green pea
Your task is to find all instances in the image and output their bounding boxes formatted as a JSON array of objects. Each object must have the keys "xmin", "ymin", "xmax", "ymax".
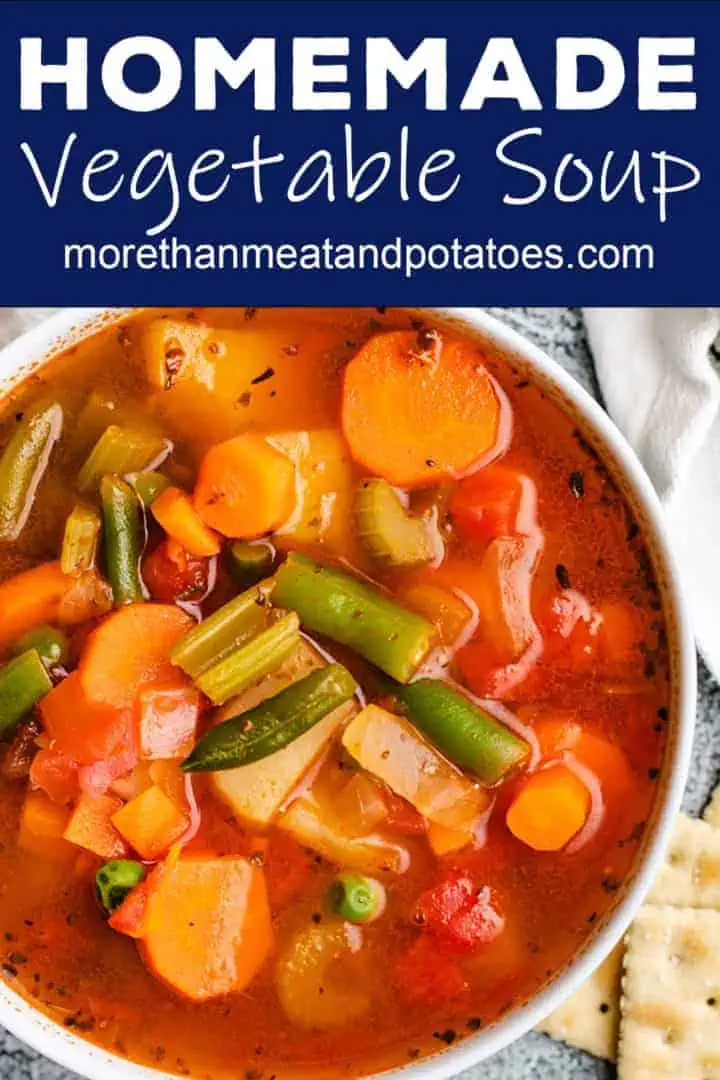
[
  {"xmin": 96, "ymin": 859, "xmax": 146, "ymax": 914},
  {"xmin": 12, "ymin": 626, "xmax": 68, "ymax": 669},
  {"xmin": 327, "ymin": 874, "xmax": 386, "ymax": 924}
]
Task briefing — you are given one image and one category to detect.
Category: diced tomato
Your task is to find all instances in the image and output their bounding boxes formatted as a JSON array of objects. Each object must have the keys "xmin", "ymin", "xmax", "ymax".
[
  {"xmin": 535, "ymin": 588, "xmax": 601, "ymax": 668},
  {"xmin": 108, "ymin": 878, "xmax": 151, "ymax": 939},
  {"xmin": 264, "ymin": 832, "xmax": 313, "ymax": 908},
  {"xmin": 78, "ymin": 746, "xmax": 139, "ymax": 798},
  {"xmin": 29, "ymin": 747, "xmax": 80, "ymax": 805},
  {"xmin": 137, "ymin": 682, "xmax": 201, "ymax": 760},
  {"xmin": 536, "ymin": 590, "xmax": 646, "ymax": 674},
  {"xmin": 416, "ymin": 869, "xmax": 505, "ymax": 954},
  {"xmin": 539, "ymin": 588, "xmax": 597, "ymax": 640},
  {"xmin": 382, "ymin": 790, "xmax": 427, "ymax": 837},
  {"xmin": 39, "ymin": 673, "xmax": 135, "ymax": 765},
  {"xmin": 450, "ymin": 467, "xmax": 538, "ymax": 544},
  {"xmin": 393, "ymin": 935, "xmax": 469, "ymax": 1005},
  {"xmin": 142, "ymin": 539, "xmax": 210, "ymax": 604}
]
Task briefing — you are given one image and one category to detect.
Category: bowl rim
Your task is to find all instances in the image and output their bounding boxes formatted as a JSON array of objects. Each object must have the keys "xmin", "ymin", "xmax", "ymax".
[{"xmin": 0, "ymin": 306, "xmax": 696, "ymax": 1080}]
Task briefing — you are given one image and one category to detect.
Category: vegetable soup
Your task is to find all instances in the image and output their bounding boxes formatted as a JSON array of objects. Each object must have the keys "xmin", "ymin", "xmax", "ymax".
[{"xmin": 0, "ymin": 309, "xmax": 669, "ymax": 1078}]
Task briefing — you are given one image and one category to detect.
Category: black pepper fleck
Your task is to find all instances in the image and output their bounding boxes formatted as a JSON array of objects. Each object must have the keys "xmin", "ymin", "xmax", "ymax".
[
  {"xmin": 433, "ymin": 1029, "xmax": 456, "ymax": 1045},
  {"xmin": 416, "ymin": 327, "xmax": 438, "ymax": 352},
  {"xmin": 251, "ymin": 367, "xmax": 275, "ymax": 385},
  {"xmin": 569, "ymin": 471, "xmax": 585, "ymax": 498},
  {"xmin": 555, "ymin": 563, "xmax": 571, "ymax": 589}
]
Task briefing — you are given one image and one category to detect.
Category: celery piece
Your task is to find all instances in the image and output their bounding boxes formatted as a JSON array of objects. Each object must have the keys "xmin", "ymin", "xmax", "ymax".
[
  {"xmin": 61, "ymin": 503, "xmax": 102, "ymax": 575},
  {"xmin": 0, "ymin": 649, "xmax": 53, "ymax": 736},
  {"xmin": 78, "ymin": 425, "xmax": 172, "ymax": 493},
  {"xmin": 196, "ymin": 611, "xmax": 300, "ymax": 706},
  {"xmin": 355, "ymin": 479, "xmax": 442, "ymax": 567},
  {"xmin": 171, "ymin": 581, "xmax": 273, "ymax": 679},
  {"xmin": 127, "ymin": 470, "xmax": 172, "ymax": 509},
  {"xmin": 0, "ymin": 402, "xmax": 63, "ymax": 542}
]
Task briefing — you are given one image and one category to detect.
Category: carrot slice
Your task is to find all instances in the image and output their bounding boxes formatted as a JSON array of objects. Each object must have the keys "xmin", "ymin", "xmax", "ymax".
[
  {"xmin": 79, "ymin": 604, "xmax": 194, "ymax": 709},
  {"xmin": 112, "ymin": 785, "xmax": 188, "ymax": 860},
  {"xmin": 64, "ymin": 794, "xmax": 128, "ymax": 859},
  {"xmin": 151, "ymin": 487, "xmax": 221, "ymax": 557},
  {"xmin": 141, "ymin": 856, "xmax": 273, "ymax": 1001},
  {"xmin": 0, "ymin": 562, "xmax": 68, "ymax": 650},
  {"xmin": 342, "ymin": 331, "xmax": 502, "ymax": 489},
  {"xmin": 39, "ymin": 672, "xmax": 135, "ymax": 766},
  {"xmin": 506, "ymin": 765, "xmax": 591, "ymax": 851},
  {"xmin": 193, "ymin": 434, "xmax": 295, "ymax": 539},
  {"xmin": 533, "ymin": 718, "xmax": 633, "ymax": 805}
]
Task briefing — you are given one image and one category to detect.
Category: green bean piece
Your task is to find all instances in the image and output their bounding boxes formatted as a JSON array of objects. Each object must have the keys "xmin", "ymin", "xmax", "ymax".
[
  {"xmin": 12, "ymin": 626, "xmax": 68, "ymax": 670},
  {"xmin": 272, "ymin": 553, "xmax": 435, "ymax": 683},
  {"xmin": 0, "ymin": 402, "xmax": 63, "ymax": 542},
  {"xmin": 100, "ymin": 476, "xmax": 145, "ymax": 605},
  {"xmin": 78, "ymin": 425, "xmax": 171, "ymax": 493},
  {"xmin": 229, "ymin": 540, "xmax": 276, "ymax": 587},
  {"xmin": 196, "ymin": 611, "xmax": 300, "ymax": 706},
  {"xmin": 127, "ymin": 470, "xmax": 172, "ymax": 509},
  {"xmin": 183, "ymin": 663, "xmax": 357, "ymax": 773},
  {"xmin": 60, "ymin": 503, "xmax": 101, "ymax": 575},
  {"xmin": 328, "ymin": 874, "xmax": 386, "ymax": 923},
  {"xmin": 356, "ymin": 479, "xmax": 442, "ymax": 567},
  {"xmin": 0, "ymin": 649, "xmax": 53, "ymax": 737},
  {"xmin": 171, "ymin": 582, "xmax": 273, "ymax": 679},
  {"xmin": 96, "ymin": 859, "xmax": 146, "ymax": 914},
  {"xmin": 392, "ymin": 678, "xmax": 530, "ymax": 786}
]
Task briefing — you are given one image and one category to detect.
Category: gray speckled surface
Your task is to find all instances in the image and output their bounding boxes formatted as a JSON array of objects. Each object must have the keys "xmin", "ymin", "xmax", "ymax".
[{"xmin": 0, "ymin": 307, "xmax": 717, "ymax": 1080}]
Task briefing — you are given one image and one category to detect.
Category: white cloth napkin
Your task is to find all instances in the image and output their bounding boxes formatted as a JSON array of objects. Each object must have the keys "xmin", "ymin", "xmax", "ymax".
[{"xmin": 583, "ymin": 308, "xmax": 720, "ymax": 679}]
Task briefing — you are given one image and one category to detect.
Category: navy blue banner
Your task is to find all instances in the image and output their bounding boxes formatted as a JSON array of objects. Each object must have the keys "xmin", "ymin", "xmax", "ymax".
[{"xmin": 0, "ymin": 0, "xmax": 717, "ymax": 304}]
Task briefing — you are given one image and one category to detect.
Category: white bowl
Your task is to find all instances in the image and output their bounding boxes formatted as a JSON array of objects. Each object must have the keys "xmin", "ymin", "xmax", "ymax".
[{"xmin": 0, "ymin": 307, "xmax": 696, "ymax": 1080}]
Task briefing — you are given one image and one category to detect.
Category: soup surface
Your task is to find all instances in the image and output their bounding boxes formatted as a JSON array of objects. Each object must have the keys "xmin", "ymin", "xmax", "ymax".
[{"xmin": 0, "ymin": 308, "xmax": 668, "ymax": 1078}]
